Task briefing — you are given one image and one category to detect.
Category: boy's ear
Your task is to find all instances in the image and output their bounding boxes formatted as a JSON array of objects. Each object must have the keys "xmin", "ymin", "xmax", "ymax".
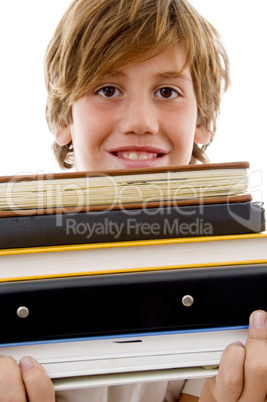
[
  {"xmin": 194, "ymin": 124, "xmax": 211, "ymax": 145},
  {"xmin": 55, "ymin": 124, "xmax": 72, "ymax": 146}
]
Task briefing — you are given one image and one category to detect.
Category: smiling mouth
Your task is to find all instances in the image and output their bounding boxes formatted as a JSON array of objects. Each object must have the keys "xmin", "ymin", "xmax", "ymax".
[{"xmin": 113, "ymin": 151, "xmax": 164, "ymax": 160}]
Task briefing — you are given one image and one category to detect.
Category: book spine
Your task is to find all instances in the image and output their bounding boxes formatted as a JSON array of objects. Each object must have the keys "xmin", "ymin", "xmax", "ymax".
[
  {"xmin": 1, "ymin": 263, "xmax": 267, "ymax": 344},
  {"xmin": 0, "ymin": 202, "xmax": 265, "ymax": 249}
]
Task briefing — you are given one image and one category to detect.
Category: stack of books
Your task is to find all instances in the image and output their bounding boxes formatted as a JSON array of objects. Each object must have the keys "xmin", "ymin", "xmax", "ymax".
[{"xmin": 0, "ymin": 161, "xmax": 266, "ymax": 389}]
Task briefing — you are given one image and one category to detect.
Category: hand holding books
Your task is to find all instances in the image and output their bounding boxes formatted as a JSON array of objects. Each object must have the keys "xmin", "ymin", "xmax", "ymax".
[{"xmin": 200, "ymin": 310, "xmax": 267, "ymax": 401}]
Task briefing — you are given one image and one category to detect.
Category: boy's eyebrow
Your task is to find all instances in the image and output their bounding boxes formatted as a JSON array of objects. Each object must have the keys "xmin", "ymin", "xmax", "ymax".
[
  {"xmin": 157, "ymin": 71, "xmax": 192, "ymax": 81},
  {"xmin": 106, "ymin": 70, "xmax": 191, "ymax": 81}
]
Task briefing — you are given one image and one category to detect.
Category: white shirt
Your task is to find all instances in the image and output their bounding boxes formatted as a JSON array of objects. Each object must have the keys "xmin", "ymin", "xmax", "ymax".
[{"xmin": 56, "ymin": 379, "xmax": 205, "ymax": 401}]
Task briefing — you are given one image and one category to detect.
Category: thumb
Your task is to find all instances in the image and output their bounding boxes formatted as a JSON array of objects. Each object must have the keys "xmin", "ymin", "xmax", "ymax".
[
  {"xmin": 199, "ymin": 342, "xmax": 245, "ymax": 402},
  {"xmin": 246, "ymin": 310, "xmax": 267, "ymax": 341},
  {"xmin": 20, "ymin": 356, "xmax": 55, "ymax": 402},
  {"xmin": 240, "ymin": 310, "xmax": 267, "ymax": 401}
]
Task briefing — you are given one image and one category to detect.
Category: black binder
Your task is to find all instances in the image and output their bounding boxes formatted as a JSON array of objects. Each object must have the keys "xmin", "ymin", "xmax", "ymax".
[{"xmin": 1, "ymin": 263, "xmax": 267, "ymax": 344}]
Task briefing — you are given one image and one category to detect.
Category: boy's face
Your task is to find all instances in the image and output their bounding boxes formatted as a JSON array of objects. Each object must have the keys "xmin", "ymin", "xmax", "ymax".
[{"xmin": 56, "ymin": 46, "xmax": 210, "ymax": 171}]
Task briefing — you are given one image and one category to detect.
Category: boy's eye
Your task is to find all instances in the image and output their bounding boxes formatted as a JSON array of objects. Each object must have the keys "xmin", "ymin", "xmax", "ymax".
[
  {"xmin": 96, "ymin": 86, "xmax": 121, "ymax": 98},
  {"xmin": 155, "ymin": 87, "xmax": 180, "ymax": 99}
]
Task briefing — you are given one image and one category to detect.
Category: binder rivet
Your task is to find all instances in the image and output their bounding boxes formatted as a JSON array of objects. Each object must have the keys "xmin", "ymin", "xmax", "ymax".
[
  {"xmin": 182, "ymin": 295, "xmax": 194, "ymax": 307},
  {"xmin": 16, "ymin": 306, "xmax": 29, "ymax": 319}
]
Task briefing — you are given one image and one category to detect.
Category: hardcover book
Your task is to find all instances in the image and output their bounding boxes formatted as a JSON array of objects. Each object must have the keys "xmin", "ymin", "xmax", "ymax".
[
  {"xmin": 0, "ymin": 263, "xmax": 266, "ymax": 344},
  {"xmin": 0, "ymin": 233, "xmax": 266, "ymax": 282},
  {"xmin": 0, "ymin": 161, "xmax": 250, "ymax": 216},
  {"xmin": 0, "ymin": 328, "xmax": 248, "ymax": 388},
  {"xmin": 0, "ymin": 201, "xmax": 264, "ymax": 249}
]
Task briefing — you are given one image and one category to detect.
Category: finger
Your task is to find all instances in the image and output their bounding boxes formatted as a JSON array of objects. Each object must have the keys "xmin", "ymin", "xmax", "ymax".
[
  {"xmin": 20, "ymin": 356, "xmax": 55, "ymax": 402},
  {"xmin": 200, "ymin": 342, "xmax": 245, "ymax": 402},
  {"xmin": 246, "ymin": 310, "xmax": 267, "ymax": 341},
  {"xmin": 239, "ymin": 310, "xmax": 267, "ymax": 401},
  {"xmin": 0, "ymin": 355, "xmax": 26, "ymax": 402}
]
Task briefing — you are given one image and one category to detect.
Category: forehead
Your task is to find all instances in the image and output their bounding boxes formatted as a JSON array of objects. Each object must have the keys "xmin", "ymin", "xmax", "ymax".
[{"xmin": 103, "ymin": 45, "xmax": 191, "ymax": 80}]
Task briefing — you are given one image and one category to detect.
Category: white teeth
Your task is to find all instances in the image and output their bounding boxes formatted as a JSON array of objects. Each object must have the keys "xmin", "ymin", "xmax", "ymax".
[
  {"xmin": 129, "ymin": 152, "xmax": 138, "ymax": 160},
  {"xmin": 121, "ymin": 152, "xmax": 157, "ymax": 160}
]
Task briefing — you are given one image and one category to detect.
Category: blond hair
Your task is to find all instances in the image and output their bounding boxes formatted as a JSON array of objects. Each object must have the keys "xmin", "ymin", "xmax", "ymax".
[{"xmin": 44, "ymin": 0, "xmax": 230, "ymax": 169}]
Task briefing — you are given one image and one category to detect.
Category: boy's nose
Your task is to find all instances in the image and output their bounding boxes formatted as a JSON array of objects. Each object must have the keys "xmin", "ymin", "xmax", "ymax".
[{"xmin": 118, "ymin": 97, "xmax": 159, "ymax": 136}]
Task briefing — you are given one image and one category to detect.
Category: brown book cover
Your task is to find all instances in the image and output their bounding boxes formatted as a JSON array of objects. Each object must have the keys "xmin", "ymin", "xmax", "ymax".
[{"xmin": 0, "ymin": 161, "xmax": 251, "ymax": 217}]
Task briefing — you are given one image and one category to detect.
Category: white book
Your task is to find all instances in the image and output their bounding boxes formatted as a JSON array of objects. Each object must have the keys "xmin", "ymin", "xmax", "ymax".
[
  {"xmin": 0, "ymin": 327, "xmax": 248, "ymax": 390},
  {"xmin": 0, "ymin": 233, "xmax": 266, "ymax": 281}
]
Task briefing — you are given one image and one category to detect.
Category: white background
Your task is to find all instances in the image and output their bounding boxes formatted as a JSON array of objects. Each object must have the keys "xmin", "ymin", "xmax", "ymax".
[{"xmin": 1, "ymin": 0, "xmax": 266, "ymax": 201}]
